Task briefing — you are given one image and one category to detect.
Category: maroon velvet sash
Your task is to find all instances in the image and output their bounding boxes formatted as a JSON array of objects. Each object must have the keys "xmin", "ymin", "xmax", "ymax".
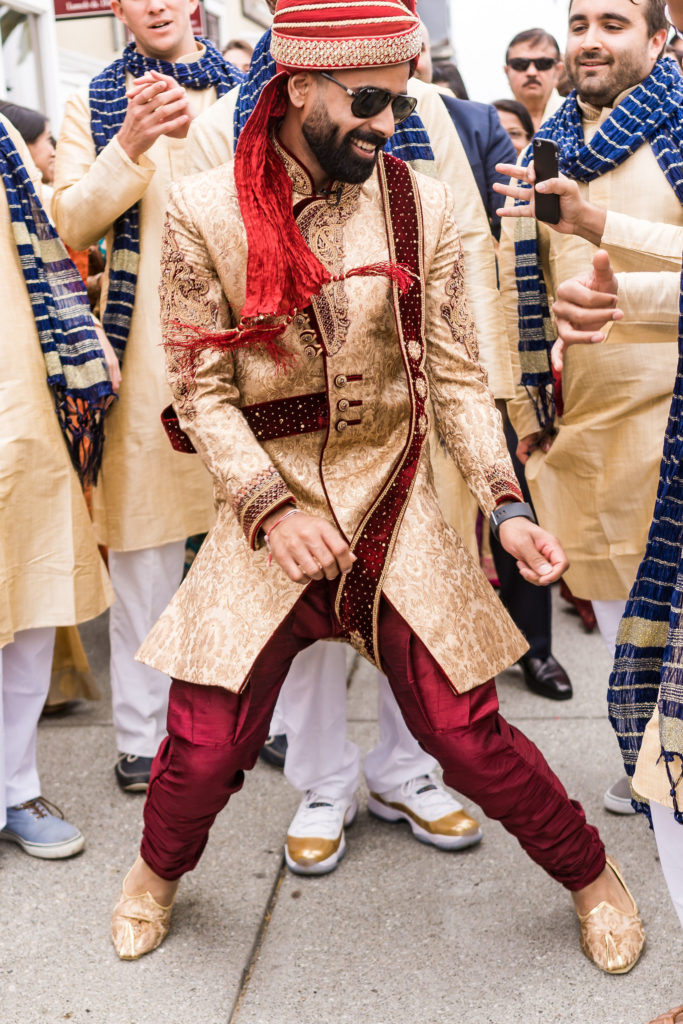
[
  {"xmin": 334, "ymin": 153, "xmax": 427, "ymax": 665},
  {"xmin": 161, "ymin": 390, "xmax": 328, "ymax": 453}
]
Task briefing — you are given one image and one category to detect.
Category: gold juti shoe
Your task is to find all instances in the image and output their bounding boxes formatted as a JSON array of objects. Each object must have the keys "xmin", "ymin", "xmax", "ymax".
[
  {"xmin": 111, "ymin": 871, "xmax": 175, "ymax": 961},
  {"xmin": 576, "ymin": 856, "xmax": 645, "ymax": 974}
]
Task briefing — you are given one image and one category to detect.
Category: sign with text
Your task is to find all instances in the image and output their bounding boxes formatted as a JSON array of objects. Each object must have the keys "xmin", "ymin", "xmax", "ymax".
[
  {"xmin": 54, "ymin": 0, "xmax": 110, "ymax": 18},
  {"xmin": 54, "ymin": 0, "xmax": 205, "ymax": 28}
]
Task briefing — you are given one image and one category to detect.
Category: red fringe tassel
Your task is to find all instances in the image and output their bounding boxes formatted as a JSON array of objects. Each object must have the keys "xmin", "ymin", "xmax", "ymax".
[
  {"xmin": 164, "ymin": 318, "xmax": 293, "ymax": 370},
  {"xmin": 163, "ymin": 260, "xmax": 415, "ymax": 370},
  {"xmin": 344, "ymin": 261, "xmax": 416, "ymax": 294},
  {"xmin": 234, "ymin": 73, "xmax": 331, "ymax": 318}
]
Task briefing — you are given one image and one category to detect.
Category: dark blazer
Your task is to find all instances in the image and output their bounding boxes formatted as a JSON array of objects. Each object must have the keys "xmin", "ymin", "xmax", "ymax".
[{"xmin": 440, "ymin": 94, "xmax": 516, "ymax": 239}]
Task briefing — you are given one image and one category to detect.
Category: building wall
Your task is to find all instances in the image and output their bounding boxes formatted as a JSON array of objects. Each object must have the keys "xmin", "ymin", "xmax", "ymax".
[
  {"xmin": 55, "ymin": 16, "xmax": 123, "ymax": 116},
  {"xmin": 0, "ymin": 0, "xmax": 62, "ymax": 125},
  {"xmin": 417, "ymin": 0, "xmax": 452, "ymax": 60},
  {"xmin": 222, "ymin": 0, "xmax": 271, "ymax": 44}
]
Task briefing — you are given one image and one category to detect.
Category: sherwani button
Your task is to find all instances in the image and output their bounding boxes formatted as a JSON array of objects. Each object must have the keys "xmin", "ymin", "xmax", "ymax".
[
  {"xmin": 304, "ymin": 345, "xmax": 316, "ymax": 358},
  {"xmin": 336, "ymin": 420, "xmax": 348, "ymax": 432},
  {"xmin": 337, "ymin": 399, "xmax": 350, "ymax": 411},
  {"xmin": 334, "ymin": 374, "xmax": 347, "ymax": 388}
]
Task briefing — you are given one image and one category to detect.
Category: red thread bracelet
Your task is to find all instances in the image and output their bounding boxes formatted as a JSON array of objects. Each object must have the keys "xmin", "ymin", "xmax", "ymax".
[{"xmin": 264, "ymin": 507, "xmax": 300, "ymax": 565}]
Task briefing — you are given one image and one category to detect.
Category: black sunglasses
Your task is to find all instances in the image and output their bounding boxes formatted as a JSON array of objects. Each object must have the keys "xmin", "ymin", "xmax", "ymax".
[
  {"xmin": 508, "ymin": 57, "xmax": 558, "ymax": 72},
  {"xmin": 319, "ymin": 72, "xmax": 417, "ymax": 124}
]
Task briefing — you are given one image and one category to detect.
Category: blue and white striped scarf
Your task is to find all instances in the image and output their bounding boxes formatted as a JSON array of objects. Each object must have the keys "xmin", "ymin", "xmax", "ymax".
[
  {"xmin": 608, "ymin": 286, "xmax": 683, "ymax": 825},
  {"xmin": 0, "ymin": 119, "xmax": 114, "ymax": 484},
  {"xmin": 513, "ymin": 57, "xmax": 683, "ymax": 430},
  {"xmin": 89, "ymin": 39, "xmax": 243, "ymax": 362},
  {"xmin": 232, "ymin": 28, "xmax": 435, "ymax": 165}
]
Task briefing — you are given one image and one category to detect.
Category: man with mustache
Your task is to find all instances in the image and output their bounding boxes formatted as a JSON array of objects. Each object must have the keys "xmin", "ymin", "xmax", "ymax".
[
  {"xmin": 504, "ymin": 28, "xmax": 564, "ymax": 132},
  {"xmin": 498, "ymin": 0, "xmax": 681, "ymax": 815},
  {"xmin": 109, "ymin": 0, "xmax": 644, "ymax": 975}
]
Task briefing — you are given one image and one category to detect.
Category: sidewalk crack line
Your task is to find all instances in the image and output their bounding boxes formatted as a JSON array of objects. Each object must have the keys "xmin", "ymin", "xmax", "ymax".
[{"xmin": 227, "ymin": 856, "xmax": 286, "ymax": 1023}]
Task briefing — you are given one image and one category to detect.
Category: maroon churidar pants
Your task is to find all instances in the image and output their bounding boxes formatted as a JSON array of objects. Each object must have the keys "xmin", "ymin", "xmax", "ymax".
[{"xmin": 141, "ymin": 579, "xmax": 605, "ymax": 889}]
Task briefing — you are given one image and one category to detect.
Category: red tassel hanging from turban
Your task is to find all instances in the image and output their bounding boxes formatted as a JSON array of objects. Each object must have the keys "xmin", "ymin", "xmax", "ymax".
[
  {"xmin": 234, "ymin": 73, "xmax": 333, "ymax": 320},
  {"xmin": 165, "ymin": 0, "xmax": 423, "ymax": 362}
]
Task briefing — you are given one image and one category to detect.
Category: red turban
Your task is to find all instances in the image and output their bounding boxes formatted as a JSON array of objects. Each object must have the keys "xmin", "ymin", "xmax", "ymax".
[
  {"xmin": 187, "ymin": 0, "xmax": 422, "ymax": 363},
  {"xmin": 270, "ymin": 0, "xmax": 421, "ymax": 71}
]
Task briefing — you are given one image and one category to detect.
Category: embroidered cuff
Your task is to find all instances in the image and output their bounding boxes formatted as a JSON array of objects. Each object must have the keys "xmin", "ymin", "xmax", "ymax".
[
  {"xmin": 232, "ymin": 465, "xmax": 296, "ymax": 550},
  {"xmin": 486, "ymin": 462, "xmax": 523, "ymax": 511},
  {"xmin": 495, "ymin": 490, "xmax": 525, "ymax": 507}
]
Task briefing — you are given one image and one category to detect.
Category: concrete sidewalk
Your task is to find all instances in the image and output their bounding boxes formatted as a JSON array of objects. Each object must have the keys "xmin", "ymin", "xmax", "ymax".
[{"xmin": 0, "ymin": 589, "xmax": 680, "ymax": 1024}]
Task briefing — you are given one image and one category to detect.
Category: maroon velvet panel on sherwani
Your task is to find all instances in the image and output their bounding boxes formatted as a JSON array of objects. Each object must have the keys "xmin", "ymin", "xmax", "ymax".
[{"xmin": 334, "ymin": 154, "xmax": 428, "ymax": 665}]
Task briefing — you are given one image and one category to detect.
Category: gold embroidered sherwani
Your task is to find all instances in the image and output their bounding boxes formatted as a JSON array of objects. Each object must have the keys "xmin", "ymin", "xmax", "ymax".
[
  {"xmin": 51, "ymin": 49, "xmax": 216, "ymax": 553},
  {"xmin": 499, "ymin": 91, "xmax": 683, "ymax": 601},
  {"xmin": 0, "ymin": 116, "xmax": 112, "ymax": 648},
  {"xmin": 185, "ymin": 76, "xmax": 514, "ymax": 556},
  {"xmin": 138, "ymin": 146, "xmax": 527, "ymax": 692}
]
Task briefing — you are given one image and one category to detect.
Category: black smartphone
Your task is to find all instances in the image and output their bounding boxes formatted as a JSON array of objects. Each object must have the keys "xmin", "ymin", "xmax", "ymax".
[{"xmin": 532, "ymin": 138, "xmax": 560, "ymax": 225}]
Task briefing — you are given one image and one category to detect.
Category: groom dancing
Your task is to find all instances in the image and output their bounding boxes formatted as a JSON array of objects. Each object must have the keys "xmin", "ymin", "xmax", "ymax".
[{"xmin": 112, "ymin": 0, "xmax": 645, "ymax": 976}]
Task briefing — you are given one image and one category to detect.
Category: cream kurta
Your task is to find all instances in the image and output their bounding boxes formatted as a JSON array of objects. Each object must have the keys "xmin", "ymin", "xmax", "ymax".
[
  {"xmin": 185, "ymin": 75, "xmax": 513, "ymax": 555},
  {"xmin": 500, "ymin": 93, "xmax": 682, "ymax": 601},
  {"xmin": 52, "ymin": 51, "xmax": 217, "ymax": 552},
  {"xmin": 604, "ymin": 210, "xmax": 683, "ymax": 322},
  {"xmin": 542, "ymin": 89, "xmax": 564, "ymax": 125},
  {"xmin": 595, "ymin": 209, "xmax": 683, "ymax": 812},
  {"xmin": 0, "ymin": 116, "xmax": 112, "ymax": 647},
  {"xmin": 138, "ymin": 150, "xmax": 527, "ymax": 692},
  {"xmin": 407, "ymin": 80, "xmax": 514, "ymax": 557}
]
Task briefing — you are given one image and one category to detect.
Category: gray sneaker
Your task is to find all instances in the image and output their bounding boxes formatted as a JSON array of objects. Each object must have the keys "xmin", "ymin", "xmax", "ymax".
[
  {"xmin": 0, "ymin": 798, "xmax": 85, "ymax": 858},
  {"xmin": 603, "ymin": 776, "xmax": 637, "ymax": 815}
]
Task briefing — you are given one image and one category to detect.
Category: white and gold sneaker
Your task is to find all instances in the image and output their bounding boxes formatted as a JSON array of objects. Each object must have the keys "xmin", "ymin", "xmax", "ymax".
[
  {"xmin": 367, "ymin": 774, "xmax": 482, "ymax": 851},
  {"xmin": 285, "ymin": 791, "xmax": 358, "ymax": 875}
]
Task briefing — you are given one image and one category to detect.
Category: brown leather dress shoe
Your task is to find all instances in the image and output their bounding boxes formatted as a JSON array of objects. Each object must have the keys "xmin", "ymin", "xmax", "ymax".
[
  {"xmin": 646, "ymin": 1007, "xmax": 683, "ymax": 1024},
  {"xmin": 520, "ymin": 654, "xmax": 573, "ymax": 700}
]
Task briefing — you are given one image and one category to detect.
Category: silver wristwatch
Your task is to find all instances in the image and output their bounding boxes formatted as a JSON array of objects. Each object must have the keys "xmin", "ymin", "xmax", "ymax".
[{"xmin": 489, "ymin": 501, "xmax": 536, "ymax": 540}]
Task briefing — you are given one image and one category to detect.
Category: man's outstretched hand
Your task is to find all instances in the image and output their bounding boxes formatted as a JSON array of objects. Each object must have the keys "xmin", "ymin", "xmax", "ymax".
[
  {"xmin": 552, "ymin": 250, "xmax": 622, "ymax": 371},
  {"xmin": 262, "ymin": 506, "xmax": 356, "ymax": 584},
  {"xmin": 493, "ymin": 162, "xmax": 606, "ymax": 246},
  {"xmin": 498, "ymin": 516, "xmax": 568, "ymax": 586}
]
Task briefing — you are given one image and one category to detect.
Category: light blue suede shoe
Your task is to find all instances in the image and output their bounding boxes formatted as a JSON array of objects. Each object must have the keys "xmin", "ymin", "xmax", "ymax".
[{"xmin": 0, "ymin": 798, "xmax": 85, "ymax": 859}]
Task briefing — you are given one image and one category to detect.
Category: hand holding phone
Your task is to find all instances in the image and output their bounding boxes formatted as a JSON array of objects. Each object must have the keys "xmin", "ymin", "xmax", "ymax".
[{"xmin": 533, "ymin": 138, "xmax": 560, "ymax": 225}]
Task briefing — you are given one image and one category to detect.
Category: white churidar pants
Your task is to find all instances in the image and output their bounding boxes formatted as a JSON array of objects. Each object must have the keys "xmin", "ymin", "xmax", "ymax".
[
  {"xmin": 108, "ymin": 541, "xmax": 185, "ymax": 757},
  {"xmin": 276, "ymin": 639, "xmax": 436, "ymax": 802},
  {"xmin": 592, "ymin": 599, "xmax": 628, "ymax": 656},
  {"xmin": 651, "ymin": 800, "xmax": 683, "ymax": 929},
  {"xmin": 0, "ymin": 626, "xmax": 56, "ymax": 826},
  {"xmin": 594, "ymin": 600, "xmax": 683, "ymax": 929}
]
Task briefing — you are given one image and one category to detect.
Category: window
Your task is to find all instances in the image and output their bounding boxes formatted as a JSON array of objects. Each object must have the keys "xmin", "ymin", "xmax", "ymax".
[{"xmin": 0, "ymin": 5, "xmax": 41, "ymax": 109}]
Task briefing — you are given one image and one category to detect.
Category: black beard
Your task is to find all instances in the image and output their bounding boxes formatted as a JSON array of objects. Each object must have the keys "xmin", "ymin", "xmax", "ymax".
[
  {"xmin": 301, "ymin": 101, "xmax": 386, "ymax": 184},
  {"xmin": 569, "ymin": 50, "xmax": 653, "ymax": 108}
]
